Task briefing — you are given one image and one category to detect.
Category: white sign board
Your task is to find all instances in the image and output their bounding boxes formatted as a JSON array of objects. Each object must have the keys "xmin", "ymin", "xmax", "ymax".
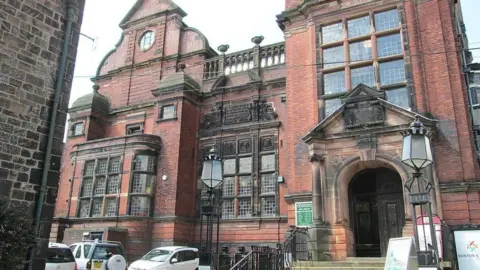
[
  {"xmin": 417, "ymin": 224, "xmax": 443, "ymax": 259},
  {"xmin": 384, "ymin": 237, "xmax": 418, "ymax": 270},
  {"xmin": 454, "ymin": 230, "xmax": 480, "ymax": 270}
]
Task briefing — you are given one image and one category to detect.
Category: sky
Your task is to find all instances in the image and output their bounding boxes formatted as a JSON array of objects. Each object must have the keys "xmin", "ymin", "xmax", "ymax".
[{"xmin": 69, "ymin": 0, "xmax": 480, "ymax": 108}]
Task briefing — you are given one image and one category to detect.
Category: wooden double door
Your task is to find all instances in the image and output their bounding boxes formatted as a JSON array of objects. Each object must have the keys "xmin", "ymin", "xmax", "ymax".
[{"xmin": 349, "ymin": 168, "xmax": 405, "ymax": 257}]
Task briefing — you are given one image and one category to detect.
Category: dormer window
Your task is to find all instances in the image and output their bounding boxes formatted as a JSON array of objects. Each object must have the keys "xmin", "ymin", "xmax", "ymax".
[
  {"xmin": 71, "ymin": 122, "xmax": 85, "ymax": 137},
  {"xmin": 139, "ymin": 31, "xmax": 155, "ymax": 51},
  {"xmin": 126, "ymin": 123, "xmax": 144, "ymax": 135}
]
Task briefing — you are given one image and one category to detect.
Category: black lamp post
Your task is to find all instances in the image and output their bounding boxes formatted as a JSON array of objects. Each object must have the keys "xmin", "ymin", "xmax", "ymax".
[
  {"xmin": 199, "ymin": 147, "xmax": 223, "ymax": 270},
  {"xmin": 401, "ymin": 118, "xmax": 439, "ymax": 269}
]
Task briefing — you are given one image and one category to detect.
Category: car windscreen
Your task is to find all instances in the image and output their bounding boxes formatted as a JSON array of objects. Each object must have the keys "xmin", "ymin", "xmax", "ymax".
[
  {"xmin": 46, "ymin": 248, "xmax": 75, "ymax": 263},
  {"xmin": 141, "ymin": 249, "xmax": 173, "ymax": 262},
  {"xmin": 91, "ymin": 245, "xmax": 124, "ymax": 260}
]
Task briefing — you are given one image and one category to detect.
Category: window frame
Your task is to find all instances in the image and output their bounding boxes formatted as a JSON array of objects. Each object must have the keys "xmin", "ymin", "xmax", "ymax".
[
  {"xmin": 70, "ymin": 122, "xmax": 85, "ymax": 137},
  {"xmin": 128, "ymin": 152, "xmax": 157, "ymax": 217},
  {"xmin": 201, "ymin": 136, "xmax": 279, "ymax": 220},
  {"xmin": 318, "ymin": 8, "xmax": 409, "ymax": 118},
  {"xmin": 157, "ymin": 104, "xmax": 177, "ymax": 122},
  {"xmin": 126, "ymin": 123, "xmax": 144, "ymax": 135},
  {"xmin": 139, "ymin": 30, "xmax": 155, "ymax": 51},
  {"xmin": 77, "ymin": 157, "xmax": 122, "ymax": 218}
]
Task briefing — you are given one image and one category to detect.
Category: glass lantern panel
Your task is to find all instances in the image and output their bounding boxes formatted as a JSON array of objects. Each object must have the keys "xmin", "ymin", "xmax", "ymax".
[{"xmin": 401, "ymin": 135, "xmax": 412, "ymax": 160}]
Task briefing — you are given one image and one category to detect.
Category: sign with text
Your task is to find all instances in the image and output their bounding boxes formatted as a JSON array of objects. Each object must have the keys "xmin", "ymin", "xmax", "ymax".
[
  {"xmin": 295, "ymin": 202, "xmax": 313, "ymax": 227},
  {"xmin": 454, "ymin": 230, "xmax": 480, "ymax": 270},
  {"xmin": 384, "ymin": 237, "xmax": 418, "ymax": 270}
]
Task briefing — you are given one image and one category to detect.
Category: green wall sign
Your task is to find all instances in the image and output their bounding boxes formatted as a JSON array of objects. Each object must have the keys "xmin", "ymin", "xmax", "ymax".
[{"xmin": 295, "ymin": 202, "xmax": 313, "ymax": 227}]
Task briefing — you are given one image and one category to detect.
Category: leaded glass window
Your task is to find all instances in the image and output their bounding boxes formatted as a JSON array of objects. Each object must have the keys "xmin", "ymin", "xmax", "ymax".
[
  {"xmin": 386, "ymin": 87, "xmax": 410, "ymax": 109},
  {"xmin": 348, "ymin": 16, "xmax": 370, "ymax": 38},
  {"xmin": 203, "ymin": 137, "xmax": 278, "ymax": 219},
  {"xmin": 379, "ymin": 60, "xmax": 406, "ymax": 85},
  {"xmin": 77, "ymin": 157, "xmax": 122, "ymax": 218},
  {"xmin": 129, "ymin": 155, "xmax": 156, "ymax": 216},
  {"xmin": 318, "ymin": 8, "xmax": 407, "ymax": 119},
  {"xmin": 324, "ymin": 71, "xmax": 346, "ymax": 95},
  {"xmin": 325, "ymin": 98, "xmax": 342, "ymax": 117},
  {"xmin": 322, "ymin": 46, "xmax": 344, "ymax": 68},
  {"xmin": 322, "ymin": 22, "xmax": 343, "ymax": 44},
  {"xmin": 377, "ymin": 34, "xmax": 402, "ymax": 57},
  {"xmin": 351, "ymin": 65, "xmax": 375, "ymax": 87},
  {"xmin": 374, "ymin": 9, "xmax": 399, "ymax": 32},
  {"xmin": 261, "ymin": 197, "xmax": 276, "ymax": 217},
  {"xmin": 349, "ymin": 40, "xmax": 372, "ymax": 62}
]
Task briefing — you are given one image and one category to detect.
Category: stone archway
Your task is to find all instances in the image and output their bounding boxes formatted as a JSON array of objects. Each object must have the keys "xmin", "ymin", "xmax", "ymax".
[{"xmin": 329, "ymin": 153, "xmax": 411, "ymax": 226}]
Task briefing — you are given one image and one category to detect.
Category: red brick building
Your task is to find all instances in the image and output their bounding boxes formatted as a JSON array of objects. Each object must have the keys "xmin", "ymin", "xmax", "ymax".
[{"xmin": 51, "ymin": 0, "xmax": 479, "ymax": 264}]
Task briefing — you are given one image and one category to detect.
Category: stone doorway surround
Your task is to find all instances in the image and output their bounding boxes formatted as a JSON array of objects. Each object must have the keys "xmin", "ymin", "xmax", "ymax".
[{"xmin": 301, "ymin": 84, "xmax": 438, "ymax": 260}]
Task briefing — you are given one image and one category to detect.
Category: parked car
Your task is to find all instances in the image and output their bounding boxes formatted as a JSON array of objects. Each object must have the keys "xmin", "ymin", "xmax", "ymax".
[
  {"xmin": 46, "ymin": 242, "xmax": 77, "ymax": 270},
  {"xmin": 128, "ymin": 246, "xmax": 199, "ymax": 270},
  {"xmin": 69, "ymin": 239, "xmax": 126, "ymax": 270}
]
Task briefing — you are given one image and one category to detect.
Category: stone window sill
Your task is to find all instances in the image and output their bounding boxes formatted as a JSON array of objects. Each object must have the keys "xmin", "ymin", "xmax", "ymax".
[{"xmin": 156, "ymin": 117, "xmax": 178, "ymax": 123}]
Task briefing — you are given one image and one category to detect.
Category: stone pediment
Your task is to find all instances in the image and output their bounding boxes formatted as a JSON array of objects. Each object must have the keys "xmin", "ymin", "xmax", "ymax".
[{"xmin": 302, "ymin": 84, "xmax": 436, "ymax": 143}]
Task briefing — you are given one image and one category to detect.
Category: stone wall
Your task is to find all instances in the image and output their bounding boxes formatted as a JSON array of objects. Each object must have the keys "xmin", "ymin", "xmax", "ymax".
[{"xmin": 0, "ymin": 0, "xmax": 85, "ymax": 268}]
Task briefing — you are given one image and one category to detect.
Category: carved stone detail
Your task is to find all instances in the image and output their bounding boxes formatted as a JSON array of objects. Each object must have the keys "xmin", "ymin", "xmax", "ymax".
[
  {"xmin": 238, "ymin": 139, "xmax": 252, "ymax": 154},
  {"xmin": 260, "ymin": 136, "xmax": 274, "ymax": 152},
  {"xmin": 223, "ymin": 142, "xmax": 236, "ymax": 156},
  {"xmin": 201, "ymin": 100, "xmax": 278, "ymax": 130},
  {"xmin": 202, "ymin": 104, "xmax": 223, "ymax": 129},
  {"xmin": 343, "ymin": 100, "xmax": 385, "ymax": 129},
  {"xmin": 356, "ymin": 134, "xmax": 377, "ymax": 149},
  {"xmin": 330, "ymin": 156, "xmax": 346, "ymax": 174}
]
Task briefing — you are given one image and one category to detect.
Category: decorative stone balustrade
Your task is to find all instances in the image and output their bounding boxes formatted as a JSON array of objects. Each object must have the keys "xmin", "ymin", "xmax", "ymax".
[{"xmin": 203, "ymin": 42, "xmax": 285, "ymax": 80}]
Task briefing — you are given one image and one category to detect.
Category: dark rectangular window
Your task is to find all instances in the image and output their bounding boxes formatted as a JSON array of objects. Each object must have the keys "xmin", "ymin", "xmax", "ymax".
[{"xmin": 126, "ymin": 123, "xmax": 144, "ymax": 135}]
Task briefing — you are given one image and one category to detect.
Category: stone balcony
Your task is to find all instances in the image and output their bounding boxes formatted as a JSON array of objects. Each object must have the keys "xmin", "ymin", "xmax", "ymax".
[{"xmin": 203, "ymin": 37, "xmax": 285, "ymax": 81}]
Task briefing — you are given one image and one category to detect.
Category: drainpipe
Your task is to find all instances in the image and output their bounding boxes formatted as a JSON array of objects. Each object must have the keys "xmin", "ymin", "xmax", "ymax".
[
  {"xmin": 66, "ymin": 147, "xmax": 78, "ymax": 219},
  {"xmin": 31, "ymin": 0, "xmax": 78, "ymax": 264}
]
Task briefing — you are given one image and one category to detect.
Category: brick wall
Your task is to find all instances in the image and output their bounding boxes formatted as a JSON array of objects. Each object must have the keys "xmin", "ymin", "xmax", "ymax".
[{"xmin": 0, "ymin": 0, "xmax": 85, "ymax": 268}]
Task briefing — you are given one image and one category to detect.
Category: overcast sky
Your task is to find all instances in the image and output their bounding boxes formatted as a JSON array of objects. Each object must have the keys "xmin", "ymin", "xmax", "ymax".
[{"xmin": 69, "ymin": 0, "xmax": 480, "ymax": 107}]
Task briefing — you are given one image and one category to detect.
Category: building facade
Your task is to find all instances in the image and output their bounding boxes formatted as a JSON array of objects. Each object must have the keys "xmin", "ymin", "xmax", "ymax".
[
  {"xmin": 0, "ymin": 0, "xmax": 85, "ymax": 268},
  {"xmin": 51, "ymin": 0, "xmax": 479, "ymax": 265}
]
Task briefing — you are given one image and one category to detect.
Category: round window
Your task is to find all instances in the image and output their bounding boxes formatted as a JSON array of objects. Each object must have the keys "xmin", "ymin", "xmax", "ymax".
[{"xmin": 139, "ymin": 31, "xmax": 155, "ymax": 51}]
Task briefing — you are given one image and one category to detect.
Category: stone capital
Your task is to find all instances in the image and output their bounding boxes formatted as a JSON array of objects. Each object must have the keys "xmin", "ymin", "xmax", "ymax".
[{"xmin": 309, "ymin": 153, "xmax": 325, "ymax": 163}]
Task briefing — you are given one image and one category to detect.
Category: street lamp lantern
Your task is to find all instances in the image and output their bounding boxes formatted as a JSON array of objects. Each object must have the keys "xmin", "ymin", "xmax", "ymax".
[
  {"xmin": 401, "ymin": 118, "xmax": 439, "ymax": 269},
  {"xmin": 401, "ymin": 117, "xmax": 433, "ymax": 171},
  {"xmin": 201, "ymin": 147, "xmax": 223, "ymax": 189}
]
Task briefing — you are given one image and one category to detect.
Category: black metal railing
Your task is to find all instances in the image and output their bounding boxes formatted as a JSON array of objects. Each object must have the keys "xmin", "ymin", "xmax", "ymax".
[
  {"xmin": 282, "ymin": 226, "xmax": 311, "ymax": 266},
  {"xmin": 229, "ymin": 250, "xmax": 253, "ymax": 270}
]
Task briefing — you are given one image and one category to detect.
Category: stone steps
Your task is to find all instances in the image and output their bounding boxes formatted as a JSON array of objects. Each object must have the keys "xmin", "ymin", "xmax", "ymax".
[{"xmin": 293, "ymin": 258, "xmax": 385, "ymax": 270}]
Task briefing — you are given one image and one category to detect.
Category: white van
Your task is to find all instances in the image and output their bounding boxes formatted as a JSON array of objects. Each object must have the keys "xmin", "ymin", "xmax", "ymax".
[{"xmin": 128, "ymin": 246, "xmax": 199, "ymax": 270}]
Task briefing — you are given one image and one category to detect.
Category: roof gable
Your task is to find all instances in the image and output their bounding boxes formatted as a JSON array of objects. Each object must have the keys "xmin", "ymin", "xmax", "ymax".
[{"xmin": 119, "ymin": 0, "xmax": 187, "ymax": 28}]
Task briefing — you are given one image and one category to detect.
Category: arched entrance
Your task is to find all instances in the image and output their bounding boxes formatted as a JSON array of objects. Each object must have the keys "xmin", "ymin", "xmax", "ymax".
[{"xmin": 348, "ymin": 168, "xmax": 405, "ymax": 257}]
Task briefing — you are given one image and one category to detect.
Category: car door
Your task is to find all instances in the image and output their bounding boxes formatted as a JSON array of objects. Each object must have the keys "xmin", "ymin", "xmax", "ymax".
[
  {"xmin": 170, "ymin": 251, "xmax": 187, "ymax": 270},
  {"xmin": 183, "ymin": 250, "xmax": 197, "ymax": 270}
]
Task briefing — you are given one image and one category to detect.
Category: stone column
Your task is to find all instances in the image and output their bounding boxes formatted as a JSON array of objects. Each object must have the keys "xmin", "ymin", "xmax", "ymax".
[
  {"xmin": 310, "ymin": 154, "xmax": 325, "ymax": 226},
  {"xmin": 308, "ymin": 154, "xmax": 333, "ymax": 261}
]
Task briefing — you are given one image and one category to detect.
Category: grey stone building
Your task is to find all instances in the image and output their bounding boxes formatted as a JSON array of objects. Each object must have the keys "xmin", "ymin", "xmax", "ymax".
[{"xmin": 0, "ymin": 0, "xmax": 85, "ymax": 268}]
